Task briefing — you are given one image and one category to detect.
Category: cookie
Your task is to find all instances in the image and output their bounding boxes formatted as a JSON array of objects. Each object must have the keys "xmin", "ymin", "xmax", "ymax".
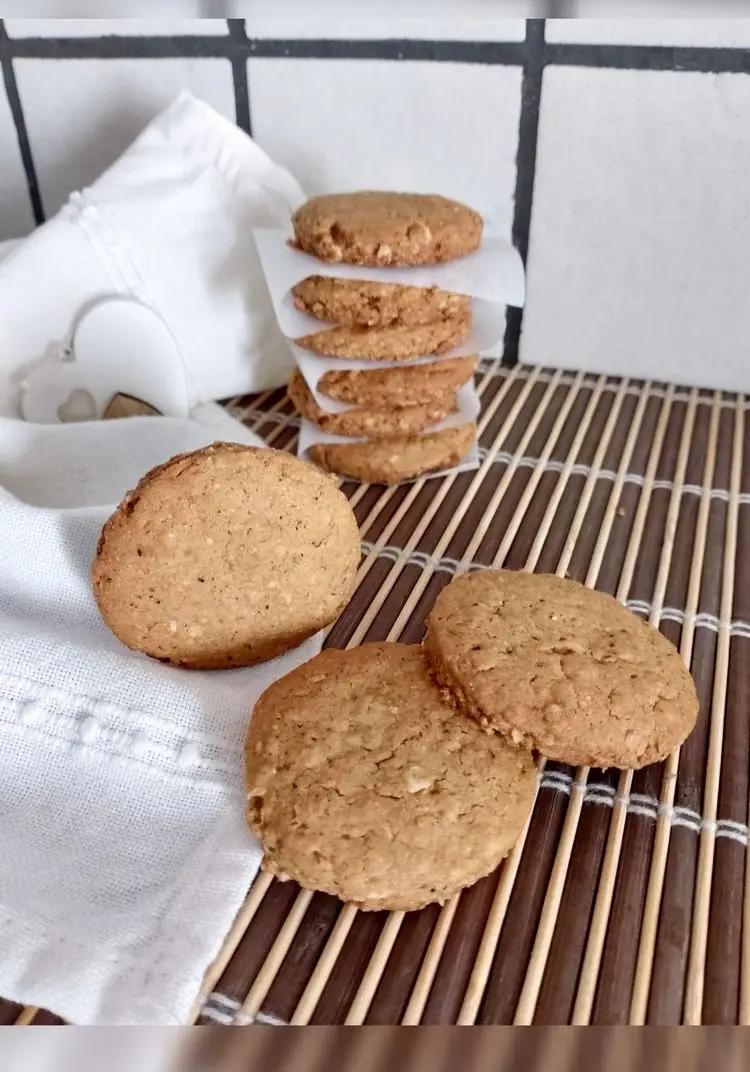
[
  {"xmin": 291, "ymin": 191, "xmax": 483, "ymax": 267},
  {"xmin": 92, "ymin": 442, "xmax": 360, "ymax": 669},
  {"xmin": 425, "ymin": 570, "xmax": 699, "ymax": 770},
  {"xmin": 288, "ymin": 369, "xmax": 455, "ymax": 439},
  {"xmin": 309, "ymin": 422, "xmax": 476, "ymax": 485},
  {"xmin": 292, "ymin": 276, "xmax": 470, "ymax": 328},
  {"xmin": 319, "ymin": 355, "xmax": 478, "ymax": 407},
  {"xmin": 245, "ymin": 643, "xmax": 535, "ymax": 911},
  {"xmin": 296, "ymin": 307, "xmax": 470, "ymax": 361}
]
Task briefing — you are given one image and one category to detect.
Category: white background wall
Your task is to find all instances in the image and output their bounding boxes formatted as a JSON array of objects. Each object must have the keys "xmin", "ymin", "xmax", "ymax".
[{"xmin": 1, "ymin": 12, "xmax": 749, "ymax": 391}]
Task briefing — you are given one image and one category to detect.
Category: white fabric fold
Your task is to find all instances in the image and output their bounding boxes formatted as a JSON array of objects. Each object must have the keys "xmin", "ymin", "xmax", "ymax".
[{"xmin": 0, "ymin": 92, "xmax": 305, "ymax": 418}]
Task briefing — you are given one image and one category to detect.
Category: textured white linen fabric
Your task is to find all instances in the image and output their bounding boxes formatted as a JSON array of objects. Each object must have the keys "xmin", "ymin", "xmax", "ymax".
[
  {"xmin": 0, "ymin": 408, "xmax": 324, "ymax": 1025},
  {"xmin": 0, "ymin": 98, "xmax": 319, "ymax": 1024}
]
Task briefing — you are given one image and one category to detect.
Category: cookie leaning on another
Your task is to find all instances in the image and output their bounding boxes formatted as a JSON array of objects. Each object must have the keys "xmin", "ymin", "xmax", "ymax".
[
  {"xmin": 425, "ymin": 570, "xmax": 699, "ymax": 770},
  {"xmin": 92, "ymin": 442, "xmax": 360, "ymax": 669},
  {"xmin": 245, "ymin": 643, "xmax": 536, "ymax": 911},
  {"xmin": 288, "ymin": 369, "xmax": 456, "ymax": 439}
]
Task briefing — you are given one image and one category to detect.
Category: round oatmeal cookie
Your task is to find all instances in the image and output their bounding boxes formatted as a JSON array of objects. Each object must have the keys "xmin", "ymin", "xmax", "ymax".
[
  {"xmin": 292, "ymin": 276, "xmax": 470, "ymax": 328},
  {"xmin": 319, "ymin": 355, "xmax": 478, "ymax": 407},
  {"xmin": 291, "ymin": 191, "xmax": 483, "ymax": 266},
  {"xmin": 245, "ymin": 643, "xmax": 536, "ymax": 911},
  {"xmin": 424, "ymin": 570, "xmax": 700, "ymax": 770},
  {"xmin": 295, "ymin": 306, "xmax": 470, "ymax": 361},
  {"xmin": 309, "ymin": 422, "xmax": 476, "ymax": 485},
  {"xmin": 288, "ymin": 369, "xmax": 455, "ymax": 439},
  {"xmin": 92, "ymin": 442, "xmax": 360, "ymax": 669}
]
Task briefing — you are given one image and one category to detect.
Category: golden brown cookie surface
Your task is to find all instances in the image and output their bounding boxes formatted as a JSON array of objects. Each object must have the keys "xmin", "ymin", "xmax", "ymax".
[
  {"xmin": 319, "ymin": 355, "xmax": 478, "ymax": 407},
  {"xmin": 292, "ymin": 275, "xmax": 470, "ymax": 328},
  {"xmin": 295, "ymin": 307, "xmax": 470, "ymax": 361},
  {"xmin": 288, "ymin": 369, "xmax": 455, "ymax": 439},
  {"xmin": 425, "ymin": 570, "xmax": 699, "ymax": 769},
  {"xmin": 245, "ymin": 643, "xmax": 535, "ymax": 911},
  {"xmin": 292, "ymin": 191, "xmax": 483, "ymax": 266},
  {"xmin": 309, "ymin": 422, "xmax": 476, "ymax": 485},
  {"xmin": 92, "ymin": 443, "xmax": 360, "ymax": 669}
]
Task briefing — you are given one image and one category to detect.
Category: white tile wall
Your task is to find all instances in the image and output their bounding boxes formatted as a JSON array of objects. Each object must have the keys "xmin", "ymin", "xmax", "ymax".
[
  {"xmin": 521, "ymin": 66, "xmax": 750, "ymax": 393},
  {"xmin": 248, "ymin": 58, "xmax": 522, "ymax": 234},
  {"xmin": 563, "ymin": 3, "xmax": 750, "ymax": 20},
  {"xmin": 16, "ymin": 58, "xmax": 235, "ymax": 216},
  {"xmin": 0, "ymin": 87, "xmax": 35, "ymax": 240},
  {"xmin": 242, "ymin": 2, "xmax": 527, "ymax": 40},
  {"xmin": 6, "ymin": 19, "xmax": 228, "ymax": 37},
  {"xmin": 2, "ymin": 2, "xmax": 209, "ymax": 17},
  {"xmin": 547, "ymin": 18, "xmax": 750, "ymax": 46}
]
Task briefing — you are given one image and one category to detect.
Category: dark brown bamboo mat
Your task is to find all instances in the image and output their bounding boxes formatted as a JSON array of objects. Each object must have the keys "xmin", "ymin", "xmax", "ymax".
[{"xmin": 4, "ymin": 359, "xmax": 748, "ymax": 1026}]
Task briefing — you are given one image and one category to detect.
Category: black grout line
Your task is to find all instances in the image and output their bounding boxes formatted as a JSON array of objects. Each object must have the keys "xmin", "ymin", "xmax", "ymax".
[
  {"xmin": 6, "ymin": 37, "xmax": 526, "ymax": 63},
  {"xmin": 0, "ymin": 21, "xmax": 43, "ymax": 225},
  {"xmin": 9, "ymin": 36, "xmax": 240, "ymax": 60},
  {"xmin": 503, "ymin": 18, "xmax": 545, "ymax": 365},
  {"xmin": 547, "ymin": 41, "xmax": 750, "ymax": 74},
  {"xmin": 244, "ymin": 39, "xmax": 526, "ymax": 63},
  {"xmin": 227, "ymin": 18, "xmax": 251, "ymax": 134},
  {"xmin": 227, "ymin": 19, "xmax": 246, "ymax": 39},
  {"xmin": 2, "ymin": 33, "xmax": 750, "ymax": 73}
]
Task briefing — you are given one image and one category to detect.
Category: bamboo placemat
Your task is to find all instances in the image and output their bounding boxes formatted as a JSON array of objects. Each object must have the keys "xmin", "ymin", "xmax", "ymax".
[{"xmin": 4, "ymin": 359, "xmax": 748, "ymax": 1026}]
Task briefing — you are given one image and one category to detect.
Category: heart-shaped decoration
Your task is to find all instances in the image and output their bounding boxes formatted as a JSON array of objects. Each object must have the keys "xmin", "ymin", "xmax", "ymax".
[
  {"xmin": 20, "ymin": 297, "xmax": 190, "ymax": 423},
  {"xmin": 57, "ymin": 387, "xmax": 98, "ymax": 423}
]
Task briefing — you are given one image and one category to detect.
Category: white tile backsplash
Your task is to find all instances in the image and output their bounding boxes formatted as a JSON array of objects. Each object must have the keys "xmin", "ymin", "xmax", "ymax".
[
  {"xmin": 248, "ymin": 58, "xmax": 521, "ymax": 234},
  {"xmin": 6, "ymin": 19, "xmax": 228, "ymax": 37},
  {"xmin": 521, "ymin": 66, "xmax": 750, "ymax": 393},
  {"xmin": 559, "ymin": 3, "xmax": 750, "ymax": 22},
  {"xmin": 547, "ymin": 18, "xmax": 750, "ymax": 47},
  {"xmin": 16, "ymin": 58, "xmax": 235, "ymax": 216},
  {"xmin": 2, "ymin": 1, "xmax": 211, "ymax": 18},
  {"xmin": 243, "ymin": 2, "xmax": 526, "ymax": 41},
  {"xmin": 0, "ymin": 88, "xmax": 35, "ymax": 240}
]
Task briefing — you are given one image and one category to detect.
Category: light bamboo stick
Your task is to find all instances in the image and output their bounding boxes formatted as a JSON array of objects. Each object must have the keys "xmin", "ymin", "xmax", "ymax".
[
  {"xmin": 682, "ymin": 395, "xmax": 743, "ymax": 1023},
  {"xmin": 512, "ymin": 385, "xmax": 687, "ymax": 1025},
  {"xmin": 457, "ymin": 377, "xmax": 635, "ymax": 1024},
  {"xmin": 573, "ymin": 391, "xmax": 720, "ymax": 1024},
  {"xmin": 235, "ymin": 889, "xmax": 314, "ymax": 1023}
]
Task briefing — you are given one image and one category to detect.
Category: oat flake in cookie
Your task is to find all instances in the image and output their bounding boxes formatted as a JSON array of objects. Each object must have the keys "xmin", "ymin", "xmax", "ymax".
[
  {"xmin": 424, "ymin": 570, "xmax": 699, "ymax": 770},
  {"xmin": 245, "ymin": 643, "xmax": 536, "ymax": 911},
  {"xmin": 92, "ymin": 443, "xmax": 360, "ymax": 669},
  {"xmin": 291, "ymin": 191, "xmax": 483, "ymax": 266}
]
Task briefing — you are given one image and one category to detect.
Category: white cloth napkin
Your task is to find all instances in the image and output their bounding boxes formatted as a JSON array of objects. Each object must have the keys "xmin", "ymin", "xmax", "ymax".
[
  {"xmin": 0, "ymin": 91, "xmax": 304, "ymax": 418},
  {"xmin": 0, "ymin": 98, "xmax": 319, "ymax": 1025},
  {"xmin": 0, "ymin": 411, "xmax": 323, "ymax": 1026}
]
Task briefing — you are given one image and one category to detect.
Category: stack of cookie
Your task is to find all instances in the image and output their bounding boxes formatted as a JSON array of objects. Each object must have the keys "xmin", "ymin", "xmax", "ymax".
[
  {"xmin": 246, "ymin": 569, "xmax": 700, "ymax": 912},
  {"xmin": 287, "ymin": 191, "xmax": 484, "ymax": 485}
]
